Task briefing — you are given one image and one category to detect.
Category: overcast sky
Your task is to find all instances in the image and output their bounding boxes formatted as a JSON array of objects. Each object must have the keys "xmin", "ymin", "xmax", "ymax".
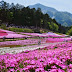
[{"xmin": 1, "ymin": 0, "xmax": 72, "ymax": 13}]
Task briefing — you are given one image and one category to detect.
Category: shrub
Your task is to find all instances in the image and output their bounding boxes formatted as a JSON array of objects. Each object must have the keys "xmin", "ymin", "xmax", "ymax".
[
  {"xmin": 0, "ymin": 24, "xmax": 6, "ymax": 29},
  {"xmin": 67, "ymin": 28, "xmax": 72, "ymax": 36},
  {"xmin": 23, "ymin": 28, "xmax": 33, "ymax": 33},
  {"xmin": 40, "ymin": 29, "xmax": 48, "ymax": 33},
  {"xmin": 34, "ymin": 29, "xmax": 40, "ymax": 33},
  {"xmin": 8, "ymin": 27, "xmax": 34, "ymax": 33}
]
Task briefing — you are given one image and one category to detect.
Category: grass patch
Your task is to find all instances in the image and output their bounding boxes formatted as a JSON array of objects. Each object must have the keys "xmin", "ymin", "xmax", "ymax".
[
  {"xmin": 0, "ymin": 43, "xmax": 38, "ymax": 48},
  {"xmin": 54, "ymin": 46, "xmax": 58, "ymax": 49},
  {"xmin": 19, "ymin": 38, "xmax": 25, "ymax": 40},
  {"xmin": 0, "ymin": 38, "xmax": 25, "ymax": 42},
  {"xmin": 0, "ymin": 45, "xmax": 21, "ymax": 48},
  {"xmin": 8, "ymin": 27, "xmax": 34, "ymax": 33},
  {"xmin": 23, "ymin": 45, "xmax": 27, "ymax": 46}
]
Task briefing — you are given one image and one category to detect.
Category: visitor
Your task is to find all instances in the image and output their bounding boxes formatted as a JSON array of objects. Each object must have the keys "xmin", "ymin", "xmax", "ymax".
[
  {"xmin": 38, "ymin": 40, "xmax": 41, "ymax": 45},
  {"xmin": 64, "ymin": 39, "xmax": 65, "ymax": 42},
  {"xmin": 3, "ymin": 36, "xmax": 5, "ymax": 41},
  {"xmin": 66, "ymin": 40, "xmax": 68, "ymax": 42}
]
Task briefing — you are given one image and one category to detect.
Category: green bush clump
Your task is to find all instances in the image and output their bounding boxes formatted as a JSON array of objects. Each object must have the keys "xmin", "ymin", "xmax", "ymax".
[
  {"xmin": 0, "ymin": 24, "xmax": 6, "ymax": 29},
  {"xmin": 67, "ymin": 28, "xmax": 72, "ymax": 36},
  {"xmin": 33, "ymin": 29, "xmax": 40, "ymax": 33},
  {"xmin": 23, "ymin": 28, "xmax": 34, "ymax": 33},
  {"xmin": 8, "ymin": 27, "xmax": 34, "ymax": 33},
  {"xmin": 54, "ymin": 46, "xmax": 58, "ymax": 49}
]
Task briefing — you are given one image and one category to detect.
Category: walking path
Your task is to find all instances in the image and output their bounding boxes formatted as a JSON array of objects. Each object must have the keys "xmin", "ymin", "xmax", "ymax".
[{"xmin": 0, "ymin": 42, "xmax": 65, "ymax": 55}]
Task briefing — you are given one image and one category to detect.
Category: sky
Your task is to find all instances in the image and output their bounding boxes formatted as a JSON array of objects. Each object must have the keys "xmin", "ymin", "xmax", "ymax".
[{"xmin": 1, "ymin": 0, "xmax": 72, "ymax": 14}]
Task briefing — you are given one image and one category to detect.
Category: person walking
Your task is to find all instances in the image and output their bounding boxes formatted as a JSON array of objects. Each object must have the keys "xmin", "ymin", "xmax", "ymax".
[
  {"xmin": 3, "ymin": 36, "xmax": 5, "ymax": 41},
  {"xmin": 38, "ymin": 40, "xmax": 41, "ymax": 45}
]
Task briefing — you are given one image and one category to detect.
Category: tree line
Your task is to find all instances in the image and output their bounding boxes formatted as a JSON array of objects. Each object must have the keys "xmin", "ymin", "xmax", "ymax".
[{"xmin": 0, "ymin": 1, "xmax": 70, "ymax": 34}]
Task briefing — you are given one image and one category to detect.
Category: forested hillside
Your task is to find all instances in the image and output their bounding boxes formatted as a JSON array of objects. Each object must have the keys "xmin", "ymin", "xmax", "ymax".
[
  {"xmin": 29, "ymin": 3, "xmax": 72, "ymax": 27},
  {"xmin": 0, "ymin": 1, "xmax": 69, "ymax": 33}
]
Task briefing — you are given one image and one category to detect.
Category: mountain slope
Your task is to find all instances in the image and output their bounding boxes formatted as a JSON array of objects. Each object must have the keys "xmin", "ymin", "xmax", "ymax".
[
  {"xmin": 29, "ymin": 3, "xmax": 57, "ymax": 14},
  {"xmin": 29, "ymin": 3, "xmax": 72, "ymax": 26}
]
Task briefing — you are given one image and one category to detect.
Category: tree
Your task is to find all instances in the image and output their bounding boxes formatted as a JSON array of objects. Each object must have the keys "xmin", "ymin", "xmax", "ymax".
[
  {"xmin": 67, "ymin": 28, "xmax": 72, "ymax": 36},
  {"xmin": 42, "ymin": 13, "xmax": 49, "ymax": 28},
  {"xmin": 49, "ymin": 22, "xmax": 59, "ymax": 32},
  {"xmin": 53, "ymin": 23, "xmax": 59, "ymax": 31},
  {"xmin": 7, "ymin": 11, "xmax": 13, "ymax": 24},
  {"xmin": 10, "ymin": 3, "xmax": 15, "ymax": 9},
  {"xmin": 0, "ymin": 8, "xmax": 7, "ymax": 22},
  {"xmin": 0, "ymin": 1, "xmax": 8, "ymax": 9},
  {"xmin": 35, "ymin": 8, "xmax": 42, "ymax": 28}
]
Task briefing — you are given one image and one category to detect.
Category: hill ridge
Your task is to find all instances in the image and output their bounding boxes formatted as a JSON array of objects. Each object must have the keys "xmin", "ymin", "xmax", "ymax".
[{"xmin": 29, "ymin": 3, "xmax": 72, "ymax": 27}]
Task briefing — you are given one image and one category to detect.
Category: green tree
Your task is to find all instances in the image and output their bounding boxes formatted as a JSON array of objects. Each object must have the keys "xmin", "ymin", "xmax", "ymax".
[
  {"xmin": 67, "ymin": 28, "xmax": 72, "ymax": 36},
  {"xmin": 49, "ymin": 22, "xmax": 59, "ymax": 32},
  {"xmin": 0, "ymin": 24, "xmax": 6, "ymax": 29},
  {"xmin": 35, "ymin": 8, "xmax": 42, "ymax": 28},
  {"xmin": 7, "ymin": 11, "xmax": 13, "ymax": 24},
  {"xmin": 53, "ymin": 23, "xmax": 59, "ymax": 31}
]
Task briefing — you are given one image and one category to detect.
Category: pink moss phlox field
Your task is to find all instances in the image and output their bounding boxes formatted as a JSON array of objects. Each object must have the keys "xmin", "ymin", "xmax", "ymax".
[
  {"xmin": 0, "ymin": 29, "xmax": 31, "ymax": 38},
  {"xmin": 5, "ymin": 34, "xmax": 31, "ymax": 38},
  {"xmin": 20, "ymin": 32, "xmax": 65, "ymax": 37},
  {"xmin": 0, "ymin": 30, "xmax": 8, "ymax": 36},
  {"xmin": 0, "ymin": 39, "xmax": 46, "ymax": 46},
  {"xmin": 46, "ymin": 38, "xmax": 71, "ymax": 43},
  {"xmin": 0, "ymin": 29, "xmax": 65, "ymax": 38},
  {"xmin": 0, "ymin": 42, "xmax": 72, "ymax": 72},
  {"xmin": 0, "ymin": 29, "xmax": 15, "ymax": 34}
]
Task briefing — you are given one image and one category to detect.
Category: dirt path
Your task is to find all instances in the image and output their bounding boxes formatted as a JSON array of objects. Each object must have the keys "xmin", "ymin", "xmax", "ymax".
[{"xmin": 0, "ymin": 42, "xmax": 65, "ymax": 55}]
